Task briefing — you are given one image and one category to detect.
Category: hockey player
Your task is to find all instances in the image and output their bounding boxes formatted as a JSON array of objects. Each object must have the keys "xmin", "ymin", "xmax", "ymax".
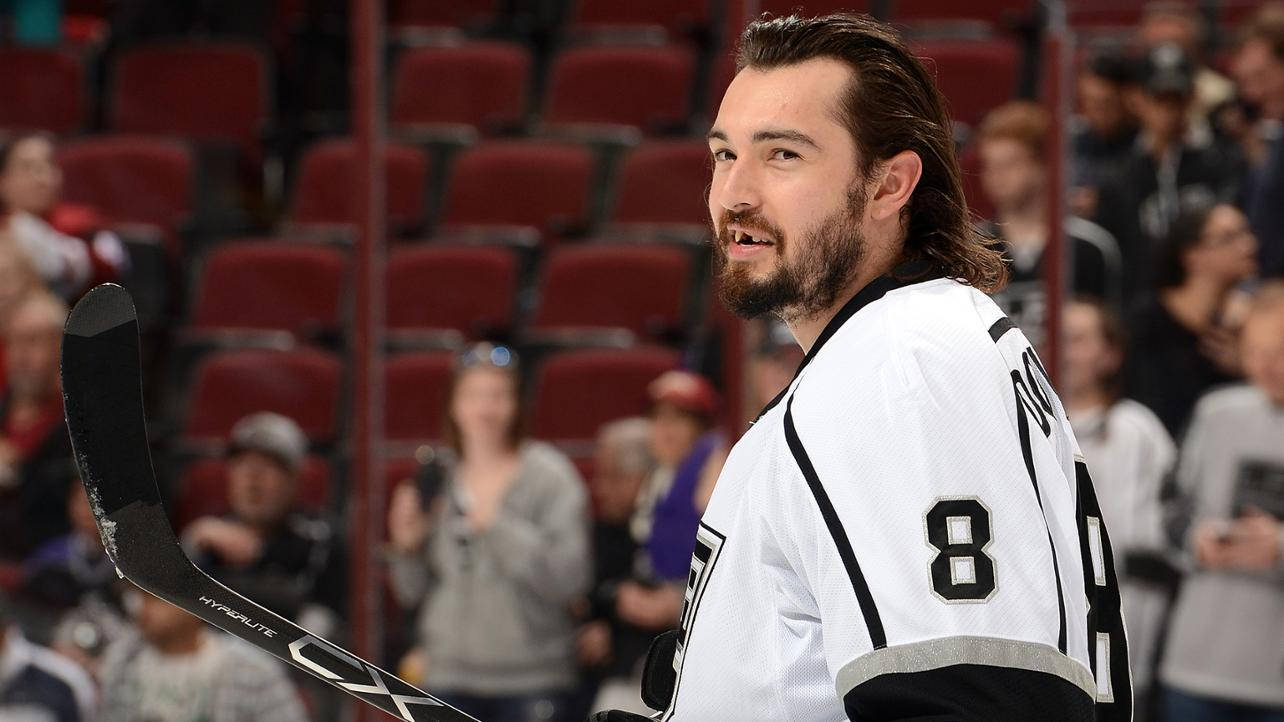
[{"xmin": 593, "ymin": 13, "xmax": 1131, "ymax": 722}]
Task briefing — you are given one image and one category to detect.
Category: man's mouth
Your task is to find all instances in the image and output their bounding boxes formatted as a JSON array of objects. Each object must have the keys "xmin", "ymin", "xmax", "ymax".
[{"xmin": 731, "ymin": 228, "xmax": 775, "ymax": 247}]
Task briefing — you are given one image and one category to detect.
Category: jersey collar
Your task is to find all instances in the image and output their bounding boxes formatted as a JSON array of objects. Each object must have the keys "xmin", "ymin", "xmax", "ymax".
[{"xmin": 751, "ymin": 264, "xmax": 942, "ymax": 424}]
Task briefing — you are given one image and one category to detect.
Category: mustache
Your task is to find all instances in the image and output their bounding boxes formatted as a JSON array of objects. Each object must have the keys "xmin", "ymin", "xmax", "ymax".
[{"xmin": 714, "ymin": 209, "xmax": 786, "ymax": 245}]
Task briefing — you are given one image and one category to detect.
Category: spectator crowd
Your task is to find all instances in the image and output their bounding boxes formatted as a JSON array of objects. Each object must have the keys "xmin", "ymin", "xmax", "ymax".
[{"xmin": 0, "ymin": 1, "xmax": 1283, "ymax": 721}]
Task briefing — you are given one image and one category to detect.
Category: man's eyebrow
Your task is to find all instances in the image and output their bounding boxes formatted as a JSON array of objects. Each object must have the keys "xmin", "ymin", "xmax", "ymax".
[
  {"xmin": 752, "ymin": 128, "xmax": 820, "ymax": 149},
  {"xmin": 704, "ymin": 128, "xmax": 820, "ymax": 149}
]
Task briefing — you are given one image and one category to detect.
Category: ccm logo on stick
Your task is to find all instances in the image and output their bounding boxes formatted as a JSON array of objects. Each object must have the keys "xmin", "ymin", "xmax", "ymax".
[{"xmin": 289, "ymin": 635, "xmax": 447, "ymax": 722}]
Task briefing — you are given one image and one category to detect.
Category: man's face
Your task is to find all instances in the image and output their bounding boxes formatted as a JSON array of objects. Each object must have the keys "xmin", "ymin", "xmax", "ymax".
[
  {"xmin": 978, "ymin": 138, "xmax": 1044, "ymax": 213},
  {"xmin": 4, "ymin": 300, "xmax": 62, "ymax": 401},
  {"xmin": 0, "ymin": 136, "xmax": 61, "ymax": 216},
  {"xmin": 1233, "ymin": 39, "xmax": 1284, "ymax": 121},
  {"xmin": 227, "ymin": 451, "xmax": 297, "ymax": 528},
  {"xmin": 649, "ymin": 403, "xmax": 704, "ymax": 468},
  {"xmin": 1242, "ymin": 307, "xmax": 1284, "ymax": 405},
  {"xmin": 708, "ymin": 58, "xmax": 870, "ymax": 322},
  {"xmin": 1132, "ymin": 90, "xmax": 1190, "ymax": 140},
  {"xmin": 132, "ymin": 591, "xmax": 203, "ymax": 649},
  {"xmin": 1077, "ymin": 73, "xmax": 1128, "ymax": 136},
  {"xmin": 592, "ymin": 445, "xmax": 646, "ymax": 524}
]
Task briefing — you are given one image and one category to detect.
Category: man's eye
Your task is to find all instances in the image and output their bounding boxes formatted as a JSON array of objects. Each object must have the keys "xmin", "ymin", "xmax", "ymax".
[
  {"xmin": 712, "ymin": 149, "xmax": 734, "ymax": 162},
  {"xmin": 771, "ymin": 149, "xmax": 799, "ymax": 161}
]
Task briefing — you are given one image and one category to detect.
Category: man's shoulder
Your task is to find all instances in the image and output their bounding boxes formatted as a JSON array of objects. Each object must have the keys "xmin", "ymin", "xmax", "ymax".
[
  {"xmin": 798, "ymin": 278, "xmax": 1007, "ymax": 404},
  {"xmin": 1190, "ymin": 383, "xmax": 1266, "ymax": 424}
]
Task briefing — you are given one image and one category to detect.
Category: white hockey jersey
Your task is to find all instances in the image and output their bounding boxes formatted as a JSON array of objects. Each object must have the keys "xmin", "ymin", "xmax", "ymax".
[{"xmin": 663, "ymin": 276, "xmax": 1131, "ymax": 721}]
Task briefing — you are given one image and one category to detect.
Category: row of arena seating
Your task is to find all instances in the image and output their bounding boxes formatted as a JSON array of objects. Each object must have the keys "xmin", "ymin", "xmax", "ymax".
[
  {"xmin": 167, "ymin": 344, "xmax": 681, "ymax": 519},
  {"xmin": 190, "ymin": 241, "xmax": 703, "ymax": 344},
  {"xmin": 0, "ymin": 37, "xmax": 1020, "ymax": 143}
]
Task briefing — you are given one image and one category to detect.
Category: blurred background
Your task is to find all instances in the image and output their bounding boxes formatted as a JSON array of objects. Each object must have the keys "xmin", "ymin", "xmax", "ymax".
[{"xmin": 0, "ymin": 1, "xmax": 1282, "ymax": 721}]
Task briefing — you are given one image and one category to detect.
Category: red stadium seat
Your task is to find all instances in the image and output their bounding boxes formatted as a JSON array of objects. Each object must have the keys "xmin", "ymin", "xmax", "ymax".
[
  {"xmin": 1067, "ymin": 3, "xmax": 1147, "ymax": 28},
  {"xmin": 386, "ymin": 245, "xmax": 518, "ymax": 339},
  {"xmin": 173, "ymin": 455, "xmax": 332, "ymax": 530},
  {"xmin": 568, "ymin": 0, "xmax": 711, "ymax": 37},
  {"xmin": 757, "ymin": 0, "xmax": 873, "ymax": 17},
  {"xmin": 288, "ymin": 138, "xmax": 430, "ymax": 233},
  {"xmin": 529, "ymin": 347, "xmax": 680, "ymax": 442},
  {"xmin": 0, "ymin": 48, "xmax": 86, "ymax": 134},
  {"xmin": 544, "ymin": 46, "xmax": 695, "ymax": 133},
  {"xmin": 913, "ymin": 39, "xmax": 1019, "ymax": 128},
  {"xmin": 891, "ymin": 0, "xmax": 1033, "ymax": 28},
  {"xmin": 441, "ymin": 141, "xmax": 596, "ymax": 237},
  {"xmin": 184, "ymin": 348, "xmax": 343, "ymax": 444},
  {"xmin": 612, "ymin": 140, "xmax": 711, "ymax": 226},
  {"xmin": 387, "ymin": 0, "xmax": 499, "ymax": 30},
  {"xmin": 190, "ymin": 242, "xmax": 347, "ymax": 337},
  {"xmin": 109, "ymin": 43, "xmax": 269, "ymax": 154},
  {"xmin": 390, "ymin": 43, "xmax": 530, "ymax": 133},
  {"xmin": 384, "ymin": 351, "xmax": 455, "ymax": 443},
  {"xmin": 57, "ymin": 135, "xmax": 194, "ymax": 255},
  {"xmin": 530, "ymin": 245, "xmax": 693, "ymax": 340}
]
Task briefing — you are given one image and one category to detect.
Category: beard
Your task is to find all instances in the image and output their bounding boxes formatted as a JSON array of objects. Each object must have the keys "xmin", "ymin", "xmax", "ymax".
[{"xmin": 712, "ymin": 183, "xmax": 868, "ymax": 322}]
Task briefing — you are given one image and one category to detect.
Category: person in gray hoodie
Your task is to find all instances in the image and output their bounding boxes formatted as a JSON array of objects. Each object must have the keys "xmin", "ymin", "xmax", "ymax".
[
  {"xmin": 387, "ymin": 343, "xmax": 589, "ymax": 722},
  {"xmin": 1158, "ymin": 281, "xmax": 1284, "ymax": 722}
]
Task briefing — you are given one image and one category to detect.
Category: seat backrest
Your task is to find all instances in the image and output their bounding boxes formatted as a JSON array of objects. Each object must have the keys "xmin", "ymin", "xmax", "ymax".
[
  {"xmin": 612, "ymin": 140, "xmax": 712, "ymax": 225},
  {"xmin": 387, "ymin": 0, "xmax": 498, "ymax": 29},
  {"xmin": 191, "ymin": 242, "xmax": 347, "ymax": 335},
  {"xmin": 441, "ymin": 141, "xmax": 596, "ymax": 233},
  {"xmin": 568, "ymin": 0, "xmax": 711, "ymax": 35},
  {"xmin": 289, "ymin": 138, "xmax": 430, "ymax": 230},
  {"xmin": 529, "ymin": 347, "xmax": 679, "ymax": 440},
  {"xmin": 57, "ymin": 135, "xmax": 194, "ymax": 253},
  {"xmin": 391, "ymin": 43, "xmax": 530, "ymax": 131},
  {"xmin": 111, "ymin": 43, "xmax": 269, "ymax": 151},
  {"xmin": 544, "ymin": 46, "xmax": 695, "ymax": 131},
  {"xmin": 531, "ymin": 245, "xmax": 692, "ymax": 338},
  {"xmin": 386, "ymin": 245, "xmax": 518, "ymax": 336},
  {"xmin": 383, "ymin": 351, "xmax": 456, "ymax": 442},
  {"xmin": 914, "ymin": 39, "xmax": 1019, "ymax": 127},
  {"xmin": 185, "ymin": 348, "xmax": 343, "ymax": 444},
  {"xmin": 0, "ymin": 48, "xmax": 85, "ymax": 133}
]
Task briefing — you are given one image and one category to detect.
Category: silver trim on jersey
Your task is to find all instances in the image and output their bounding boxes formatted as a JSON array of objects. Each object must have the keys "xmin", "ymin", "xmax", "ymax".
[{"xmin": 835, "ymin": 635, "xmax": 1098, "ymax": 701}]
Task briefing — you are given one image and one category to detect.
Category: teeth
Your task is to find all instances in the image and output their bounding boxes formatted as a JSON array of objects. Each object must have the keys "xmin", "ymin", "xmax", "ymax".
[{"xmin": 734, "ymin": 230, "xmax": 743, "ymax": 244}]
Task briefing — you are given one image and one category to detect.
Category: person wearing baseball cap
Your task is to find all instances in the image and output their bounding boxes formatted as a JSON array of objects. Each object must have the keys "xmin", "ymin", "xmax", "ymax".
[
  {"xmin": 607, "ymin": 372, "xmax": 728, "ymax": 652},
  {"xmin": 181, "ymin": 412, "xmax": 346, "ymax": 641},
  {"xmin": 1094, "ymin": 43, "xmax": 1241, "ymax": 301}
]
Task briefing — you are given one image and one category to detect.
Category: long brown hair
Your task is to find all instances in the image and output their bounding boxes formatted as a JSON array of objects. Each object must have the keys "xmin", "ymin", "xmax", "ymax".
[{"xmin": 736, "ymin": 13, "xmax": 1008, "ymax": 293}]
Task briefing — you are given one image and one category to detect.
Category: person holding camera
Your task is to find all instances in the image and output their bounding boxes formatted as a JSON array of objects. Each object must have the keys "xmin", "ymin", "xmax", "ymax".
[{"xmin": 386, "ymin": 344, "xmax": 589, "ymax": 722}]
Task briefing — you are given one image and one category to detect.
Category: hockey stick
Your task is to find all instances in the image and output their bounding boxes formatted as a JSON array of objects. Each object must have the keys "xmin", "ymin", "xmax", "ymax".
[{"xmin": 61, "ymin": 284, "xmax": 480, "ymax": 722}]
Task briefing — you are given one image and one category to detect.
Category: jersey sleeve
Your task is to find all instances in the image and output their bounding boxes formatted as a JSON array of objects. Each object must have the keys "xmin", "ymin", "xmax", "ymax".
[{"xmin": 769, "ymin": 299, "xmax": 1105, "ymax": 721}]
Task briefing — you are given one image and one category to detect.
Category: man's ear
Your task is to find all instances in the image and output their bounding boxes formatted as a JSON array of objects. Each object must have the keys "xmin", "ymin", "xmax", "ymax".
[{"xmin": 868, "ymin": 150, "xmax": 923, "ymax": 222}]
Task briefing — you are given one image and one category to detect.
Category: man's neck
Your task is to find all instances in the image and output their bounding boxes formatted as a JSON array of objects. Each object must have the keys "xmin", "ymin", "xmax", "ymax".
[
  {"xmin": 786, "ymin": 263, "xmax": 893, "ymax": 354},
  {"xmin": 154, "ymin": 628, "xmax": 207, "ymax": 657},
  {"xmin": 1065, "ymin": 387, "xmax": 1110, "ymax": 417},
  {"xmin": 1162, "ymin": 275, "xmax": 1231, "ymax": 332},
  {"xmin": 997, "ymin": 201, "xmax": 1048, "ymax": 248}
]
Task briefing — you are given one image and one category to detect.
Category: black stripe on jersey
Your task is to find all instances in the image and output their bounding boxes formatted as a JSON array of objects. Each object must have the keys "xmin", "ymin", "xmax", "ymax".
[
  {"xmin": 1014, "ymin": 373, "xmax": 1069, "ymax": 654},
  {"xmin": 783, "ymin": 395, "xmax": 887, "ymax": 650},
  {"xmin": 988, "ymin": 316, "xmax": 1017, "ymax": 342},
  {"xmin": 843, "ymin": 663, "xmax": 1096, "ymax": 722}
]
